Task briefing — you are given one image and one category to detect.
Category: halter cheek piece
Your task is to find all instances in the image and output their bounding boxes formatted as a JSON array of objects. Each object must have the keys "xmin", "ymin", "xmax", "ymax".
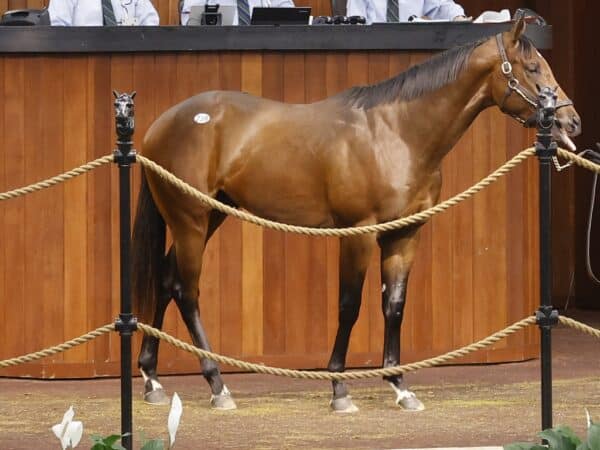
[{"xmin": 494, "ymin": 33, "xmax": 573, "ymax": 127}]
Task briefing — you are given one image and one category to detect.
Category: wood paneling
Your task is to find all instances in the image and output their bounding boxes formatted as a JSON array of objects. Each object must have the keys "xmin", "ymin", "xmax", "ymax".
[{"xmin": 0, "ymin": 50, "xmax": 539, "ymax": 378}]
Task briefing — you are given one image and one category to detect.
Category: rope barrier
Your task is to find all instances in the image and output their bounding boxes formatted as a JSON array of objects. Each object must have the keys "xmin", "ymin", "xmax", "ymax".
[
  {"xmin": 137, "ymin": 147, "xmax": 535, "ymax": 237},
  {"xmin": 137, "ymin": 317, "xmax": 537, "ymax": 380},
  {"xmin": 558, "ymin": 316, "xmax": 600, "ymax": 339},
  {"xmin": 557, "ymin": 148, "xmax": 600, "ymax": 174},
  {"xmin": 0, "ymin": 324, "xmax": 114, "ymax": 368},
  {"xmin": 1, "ymin": 316, "xmax": 597, "ymax": 379},
  {"xmin": 0, "ymin": 155, "xmax": 114, "ymax": 201}
]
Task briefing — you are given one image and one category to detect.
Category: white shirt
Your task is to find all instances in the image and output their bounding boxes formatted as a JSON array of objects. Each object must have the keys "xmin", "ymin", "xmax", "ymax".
[
  {"xmin": 181, "ymin": 0, "xmax": 295, "ymax": 26},
  {"xmin": 48, "ymin": 0, "xmax": 160, "ymax": 26},
  {"xmin": 346, "ymin": 0, "xmax": 465, "ymax": 24}
]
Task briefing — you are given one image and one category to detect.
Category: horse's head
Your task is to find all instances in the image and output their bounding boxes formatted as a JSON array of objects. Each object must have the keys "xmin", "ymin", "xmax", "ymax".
[
  {"xmin": 489, "ymin": 17, "xmax": 581, "ymax": 150},
  {"xmin": 113, "ymin": 90, "xmax": 136, "ymax": 139}
]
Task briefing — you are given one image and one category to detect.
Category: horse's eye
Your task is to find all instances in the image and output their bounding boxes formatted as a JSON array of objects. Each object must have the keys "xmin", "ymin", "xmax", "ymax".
[{"xmin": 525, "ymin": 62, "xmax": 540, "ymax": 74}]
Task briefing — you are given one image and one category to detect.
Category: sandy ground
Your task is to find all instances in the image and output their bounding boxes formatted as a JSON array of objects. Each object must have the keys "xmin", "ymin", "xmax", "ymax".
[{"xmin": 0, "ymin": 309, "xmax": 599, "ymax": 450}]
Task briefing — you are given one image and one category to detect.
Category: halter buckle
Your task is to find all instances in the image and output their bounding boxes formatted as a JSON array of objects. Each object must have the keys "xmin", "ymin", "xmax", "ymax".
[
  {"xmin": 508, "ymin": 78, "xmax": 519, "ymax": 90},
  {"xmin": 501, "ymin": 61, "xmax": 513, "ymax": 76}
]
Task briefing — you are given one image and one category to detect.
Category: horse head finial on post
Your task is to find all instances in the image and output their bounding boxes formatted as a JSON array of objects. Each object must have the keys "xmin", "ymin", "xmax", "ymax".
[
  {"xmin": 113, "ymin": 90, "xmax": 137, "ymax": 148},
  {"xmin": 112, "ymin": 89, "xmax": 138, "ymax": 450},
  {"xmin": 534, "ymin": 84, "xmax": 560, "ymax": 434}
]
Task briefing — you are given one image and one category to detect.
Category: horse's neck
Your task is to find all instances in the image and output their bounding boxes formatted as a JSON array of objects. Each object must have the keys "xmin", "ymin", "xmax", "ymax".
[{"xmin": 377, "ymin": 56, "xmax": 494, "ymax": 169}]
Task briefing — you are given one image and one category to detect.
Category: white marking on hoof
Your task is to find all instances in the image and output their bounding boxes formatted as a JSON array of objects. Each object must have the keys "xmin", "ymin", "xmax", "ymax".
[
  {"xmin": 210, "ymin": 385, "xmax": 237, "ymax": 410},
  {"xmin": 140, "ymin": 368, "xmax": 164, "ymax": 391},
  {"xmin": 330, "ymin": 396, "xmax": 359, "ymax": 413},
  {"xmin": 388, "ymin": 383, "xmax": 425, "ymax": 411},
  {"xmin": 193, "ymin": 113, "xmax": 211, "ymax": 124}
]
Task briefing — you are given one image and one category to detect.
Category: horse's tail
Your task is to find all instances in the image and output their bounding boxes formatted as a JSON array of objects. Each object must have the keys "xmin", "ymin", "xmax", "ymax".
[{"xmin": 132, "ymin": 169, "xmax": 166, "ymax": 324}]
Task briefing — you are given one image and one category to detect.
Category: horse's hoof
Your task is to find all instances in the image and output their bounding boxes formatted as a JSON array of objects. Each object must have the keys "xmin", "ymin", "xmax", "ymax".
[
  {"xmin": 210, "ymin": 387, "xmax": 237, "ymax": 410},
  {"xmin": 395, "ymin": 393, "xmax": 425, "ymax": 411},
  {"xmin": 143, "ymin": 388, "xmax": 170, "ymax": 406},
  {"xmin": 330, "ymin": 396, "xmax": 359, "ymax": 413}
]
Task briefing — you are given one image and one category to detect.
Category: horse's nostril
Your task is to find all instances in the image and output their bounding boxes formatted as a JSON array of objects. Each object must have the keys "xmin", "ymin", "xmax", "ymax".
[{"xmin": 572, "ymin": 116, "xmax": 581, "ymax": 126}]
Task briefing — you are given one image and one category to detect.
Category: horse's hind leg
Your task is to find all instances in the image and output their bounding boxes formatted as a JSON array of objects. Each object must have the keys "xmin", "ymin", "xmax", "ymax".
[
  {"xmin": 171, "ymin": 214, "xmax": 236, "ymax": 410},
  {"xmin": 378, "ymin": 228, "xmax": 424, "ymax": 411},
  {"xmin": 327, "ymin": 234, "xmax": 376, "ymax": 413},
  {"xmin": 138, "ymin": 247, "xmax": 177, "ymax": 405}
]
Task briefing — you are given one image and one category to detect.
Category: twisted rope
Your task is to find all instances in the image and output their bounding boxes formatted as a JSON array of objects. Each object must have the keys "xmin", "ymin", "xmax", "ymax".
[
  {"xmin": 2, "ymin": 316, "xmax": 598, "ymax": 377},
  {"xmin": 557, "ymin": 148, "xmax": 600, "ymax": 174},
  {"xmin": 0, "ymin": 324, "xmax": 114, "ymax": 368},
  {"xmin": 137, "ymin": 316, "xmax": 537, "ymax": 380},
  {"xmin": 0, "ymin": 155, "xmax": 113, "ymax": 201},
  {"xmin": 559, "ymin": 316, "xmax": 600, "ymax": 339},
  {"xmin": 137, "ymin": 147, "xmax": 535, "ymax": 237}
]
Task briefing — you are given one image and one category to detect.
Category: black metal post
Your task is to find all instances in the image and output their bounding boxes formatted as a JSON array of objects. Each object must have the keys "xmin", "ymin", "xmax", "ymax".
[
  {"xmin": 535, "ymin": 87, "xmax": 559, "ymax": 432},
  {"xmin": 113, "ymin": 92, "xmax": 138, "ymax": 450}
]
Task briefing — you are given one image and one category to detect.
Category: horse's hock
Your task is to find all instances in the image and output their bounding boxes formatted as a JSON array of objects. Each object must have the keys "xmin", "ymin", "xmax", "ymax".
[{"xmin": 0, "ymin": 47, "xmax": 541, "ymax": 380}]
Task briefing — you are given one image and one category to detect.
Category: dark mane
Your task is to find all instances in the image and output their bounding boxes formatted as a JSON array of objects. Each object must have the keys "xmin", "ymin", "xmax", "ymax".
[{"xmin": 341, "ymin": 35, "xmax": 534, "ymax": 110}]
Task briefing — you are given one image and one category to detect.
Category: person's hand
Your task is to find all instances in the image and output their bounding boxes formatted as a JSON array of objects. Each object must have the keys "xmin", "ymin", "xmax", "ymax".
[{"xmin": 453, "ymin": 15, "xmax": 472, "ymax": 21}]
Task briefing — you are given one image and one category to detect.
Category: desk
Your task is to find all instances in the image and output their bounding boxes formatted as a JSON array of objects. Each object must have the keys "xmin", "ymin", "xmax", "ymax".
[{"xmin": 0, "ymin": 24, "xmax": 546, "ymax": 378}]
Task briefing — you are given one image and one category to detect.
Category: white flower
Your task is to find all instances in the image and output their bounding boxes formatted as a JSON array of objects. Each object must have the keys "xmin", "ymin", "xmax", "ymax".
[
  {"xmin": 51, "ymin": 406, "xmax": 83, "ymax": 450},
  {"xmin": 167, "ymin": 392, "xmax": 183, "ymax": 448},
  {"xmin": 586, "ymin": 408, "xmax": 592, "ymax": 429}
]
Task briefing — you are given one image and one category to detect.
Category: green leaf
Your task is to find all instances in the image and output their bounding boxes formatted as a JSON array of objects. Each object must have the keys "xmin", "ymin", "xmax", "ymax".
[
  {"xmin": 88, "ymin": 433, "xmax": 128, "ymax": 450},
  {"xmin": 504, "ymin": 443, "xmax": 546, "ymax": 450},
  {"xmin": 102, "ymin": 434, "xmax": 124, "ymax": 446},
  {"xmin": 556, "ymin": 425, "xmax": 583, "ymax": 447},
  {"xmin": 90, "ymin": 434, "xmax": 105, "ymax": 443},
  {"xmin": 539, "ymin": 427, "xmax": 580, "ymax": 450},
  {"xmin": 587, "ymin": 423, "xmax": 600, "ymax": 450},
  {"xmin": 91, "ymin": 444, "xmax": 108, "ymax": 450},
  {"xmin": 575, "ymin": 443, "xmax": 591, "ymax": 450},
  {"xmin": 141, "ymin": 439, "xmax": 165, "ymax": 450}
]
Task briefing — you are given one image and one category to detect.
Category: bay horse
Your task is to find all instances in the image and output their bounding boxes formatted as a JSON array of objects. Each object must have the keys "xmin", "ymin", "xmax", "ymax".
[{"xmin": 132, "ymin": 18, "xmax": 580, "ymax": 413}]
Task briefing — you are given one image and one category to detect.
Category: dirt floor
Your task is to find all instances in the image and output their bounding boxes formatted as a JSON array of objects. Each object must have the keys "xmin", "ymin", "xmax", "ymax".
[{"xmin": 1, "ymin": 309, "xmax": 599, "ymax": 450}]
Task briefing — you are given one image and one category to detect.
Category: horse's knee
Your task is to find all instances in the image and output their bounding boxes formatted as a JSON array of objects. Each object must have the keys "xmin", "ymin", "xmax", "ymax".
[{"xmin": 383, "ymin": 287, "xmax": 406, "ymax": 322}]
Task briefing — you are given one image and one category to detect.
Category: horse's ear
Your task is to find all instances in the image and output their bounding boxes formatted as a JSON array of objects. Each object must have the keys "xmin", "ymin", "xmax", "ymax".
[
  {"xmin": 510, "ymin": 16, "xmax": 526, "ymax": 44},
  {"xmin": 113, "ymin": 90, "xmax": 119, "ymax": 98},
  {"xmin": 131, "ymin": 91, "xmax": 137, "ymax": 99}
]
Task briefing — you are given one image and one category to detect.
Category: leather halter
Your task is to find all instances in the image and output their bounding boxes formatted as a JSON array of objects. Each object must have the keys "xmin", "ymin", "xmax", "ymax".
[{"xmin": 494, "ymin": 33, "xmax": 573, "ymax": 127}]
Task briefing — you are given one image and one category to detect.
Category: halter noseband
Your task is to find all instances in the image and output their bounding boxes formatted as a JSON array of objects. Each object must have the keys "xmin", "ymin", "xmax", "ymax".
[{"xmin": 494, "ymin": 33, "xmax": 573, "ymax": 127}]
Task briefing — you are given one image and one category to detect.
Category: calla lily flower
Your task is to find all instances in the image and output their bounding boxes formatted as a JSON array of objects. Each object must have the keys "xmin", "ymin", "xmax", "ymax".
[
  {"xmin": 51, "ymin": 406, "xmax": 83, "ymax": 450},
  {"xmin": 167, "ymin": 392, "xmax": 183, "ymax": 448},
  {"xmin": 586, "ymin": 408, "xmax": 593, "ymax": 429}
]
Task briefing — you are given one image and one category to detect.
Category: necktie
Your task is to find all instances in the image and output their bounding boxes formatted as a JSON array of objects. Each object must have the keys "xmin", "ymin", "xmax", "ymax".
[
  {"xmin": 238, "ymin": 0, "xmax": 251, "ymax": 25},
  {"xmin": 102, "ymin": 0, "xmax": 118, "ymax": 25},
  {"xmin": 386, "ymin": 0, "xmax": 399, "ymax": 22}
]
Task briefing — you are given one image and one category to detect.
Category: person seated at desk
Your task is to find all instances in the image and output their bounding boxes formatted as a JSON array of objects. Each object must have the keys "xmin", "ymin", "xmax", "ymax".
[
  {"xmin": 48, "ymin": 0, "xmax": 159, "ymax": 26},
  {"xmin": 181, "ymin": 0, "xmax": 294, "ymax": 26},
  {"xmin": 346, "ymin": 0, "xmax": 467, "ymax": 24}
]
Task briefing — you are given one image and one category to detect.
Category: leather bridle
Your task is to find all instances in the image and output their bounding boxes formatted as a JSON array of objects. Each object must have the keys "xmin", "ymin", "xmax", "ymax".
[{"xmin": 494, "ymin": 33, "xmax": 573, "ymax": 127}]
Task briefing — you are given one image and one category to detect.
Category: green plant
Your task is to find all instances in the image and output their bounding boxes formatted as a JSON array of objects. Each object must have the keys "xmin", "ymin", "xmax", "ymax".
[
  {"xmin": 90, "ymin": 433, "xmax": 164, "ymax": 450},
  {"xmin": 52, "ymin": 393, "xmax": 182, "ymax": 449},
  {"xmin": 505, "ymin": 412, "xmax": 600, "ymax": 450}
]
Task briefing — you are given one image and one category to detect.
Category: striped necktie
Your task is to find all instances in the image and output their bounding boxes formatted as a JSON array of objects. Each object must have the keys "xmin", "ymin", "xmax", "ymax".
[
  {"xmin": 386, "ymin": 0, "xmax": 399, "ymax": 22},
  {"xmin": 237, "ymin": 0, "xmax": 251, "ymax": 25},
  {"xmin": 102, "ymin": 0, "xmax": 118, "ymax": 26}
]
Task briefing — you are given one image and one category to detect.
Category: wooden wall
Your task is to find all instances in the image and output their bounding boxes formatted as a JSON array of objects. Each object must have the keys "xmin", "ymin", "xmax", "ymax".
[{"xmin": 0, "ymin": 49, "xmax": 539, "ymax": 378}]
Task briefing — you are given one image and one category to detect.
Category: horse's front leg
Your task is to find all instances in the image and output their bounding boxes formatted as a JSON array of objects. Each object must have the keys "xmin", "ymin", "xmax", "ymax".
[
  {"xmin": 327, "ymin": 234, "xmax": 376, "ymax": 413},
  {"xmin": 379, "ymin": 228, "xmax": 425, "ymax": 411}
]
